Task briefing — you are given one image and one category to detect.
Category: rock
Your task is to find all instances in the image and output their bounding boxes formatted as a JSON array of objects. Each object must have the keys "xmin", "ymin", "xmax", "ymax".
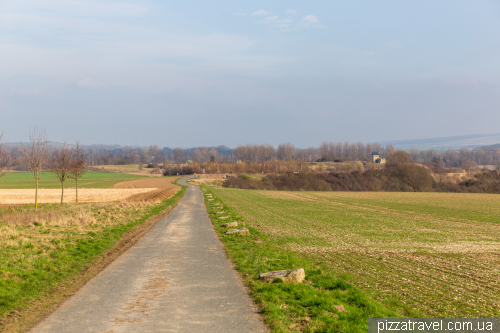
[
  {"xmin": 259, "ymin": 268, "xmax": 305, "ymax": 284},
  {"xmin": 332, "ymin": 305, "xmax": 346, "ymax": 312},
  {"xmin": 207, "ymin": 199, "xmax": 214, "ymax": 201},
  {"xmin": 218, "ymin": 216, "xmax": 229, "ymax": 220},
  {"xmin": 226, "ymin": 228, "xmax": 250, "ymax": 236},
  {"xmin": 222, "ymin": 222, "xmax": 238, "ymax": 227},
  {"xmin": 215, "ymin": 211, "xmax": 225, "ymax": 215}
]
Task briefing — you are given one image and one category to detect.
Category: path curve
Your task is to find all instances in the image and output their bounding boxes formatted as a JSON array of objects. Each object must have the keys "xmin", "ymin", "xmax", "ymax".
[{"xmin": 30, "ymin": 177, "xmax": 267, "ymax": 333}]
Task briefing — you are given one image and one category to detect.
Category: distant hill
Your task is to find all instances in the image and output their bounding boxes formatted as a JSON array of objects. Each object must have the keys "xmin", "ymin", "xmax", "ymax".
[
  {"xmin": 380, "ymin": 133, "xmax": 500, "ymax": 150},
  {"xmin": 478, "ymin": 143, "xmax": 500, "ymax": 150}
]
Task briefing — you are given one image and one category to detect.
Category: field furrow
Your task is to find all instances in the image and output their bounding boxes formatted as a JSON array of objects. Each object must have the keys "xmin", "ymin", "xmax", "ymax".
[{"xmin": 211, "ymin": 188, "xmax": 500, "ymax": 318}]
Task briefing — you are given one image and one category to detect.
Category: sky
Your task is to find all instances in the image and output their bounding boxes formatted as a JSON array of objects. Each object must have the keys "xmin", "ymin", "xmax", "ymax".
[{"xmin": 1, "ymin": 0, "xmax": 500, "ymax": 148}]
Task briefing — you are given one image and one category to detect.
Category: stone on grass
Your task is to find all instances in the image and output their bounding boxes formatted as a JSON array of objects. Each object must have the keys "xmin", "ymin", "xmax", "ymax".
[
  {"xmin": 332, "ymin": 305, "xmax": 346, "ymax": 312},
  {"xmin": 215, "ymin": 211, "xmax": 225, "ymax": 215},
  {"xmin": 226, "ymin": 228, "xmax": 250, "ymax": 236},
  {"xmin": 222, "ymin": 222, "xmax": 238, "ymax": 227},
  {"xmin": 218, "ymin": 216, "xmax": 229, "ymax": 220},
  {"xmin": 207, "ymin": 199, "xmax": 214, "ymax": 201},
  {"xmin": 259, "ymin": 268, "xmax": 305, "ymax": 284}
]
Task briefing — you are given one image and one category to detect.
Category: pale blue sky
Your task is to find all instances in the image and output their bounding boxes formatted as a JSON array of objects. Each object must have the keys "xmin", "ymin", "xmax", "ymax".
[{"xmin": 1, "ymin": 1, "xmax": 500, "ymax": 147}]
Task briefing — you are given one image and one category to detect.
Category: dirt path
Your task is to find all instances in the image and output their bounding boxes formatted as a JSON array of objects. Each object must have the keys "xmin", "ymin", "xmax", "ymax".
[{"xmin": 29, "ymin": 177, "xmax": 267, "ymax": 333}]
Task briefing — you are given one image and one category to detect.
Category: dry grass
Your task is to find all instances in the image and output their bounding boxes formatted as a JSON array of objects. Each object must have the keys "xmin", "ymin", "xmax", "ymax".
[
  {"xmin": 0, "ymin": 201, "xmax": 158, "ymax": 267},
  {"xmin": 0, "ymin": 188, "xmax": 155, "ymax": 205}
]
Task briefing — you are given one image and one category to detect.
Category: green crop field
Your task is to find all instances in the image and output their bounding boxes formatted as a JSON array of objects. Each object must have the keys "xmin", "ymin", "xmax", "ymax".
[
  {"xmin": 0, "ymin": 171, "xmax": 148, "ymax": 189},
  {"xmin": 209, "ymin": 188, "xmax": 500, "ymax": 319}
]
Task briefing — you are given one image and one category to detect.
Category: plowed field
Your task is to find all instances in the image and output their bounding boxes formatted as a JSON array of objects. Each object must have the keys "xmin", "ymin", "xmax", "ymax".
[{"xmin": 114, "ymin": 177, "xmax": 179, "ymax": 202}]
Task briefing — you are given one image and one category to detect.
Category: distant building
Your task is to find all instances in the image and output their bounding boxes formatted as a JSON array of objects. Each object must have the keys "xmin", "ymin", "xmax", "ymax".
[{"xmin": 372, "ymin": 151, "xmax": 386, "ymax": 164}]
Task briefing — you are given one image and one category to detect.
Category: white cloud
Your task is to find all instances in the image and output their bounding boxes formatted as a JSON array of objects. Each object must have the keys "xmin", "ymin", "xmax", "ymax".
[
  {"xmin": 252, "ymin": 10, "xmax": 269, "ymax": 16},
  {"xmin": 249, "ymin": 10, "xmax": 323, "ymax": 31},
  {"xmin": 264, "ymin": 15, "xmax": 279, "ymax": 21},
  {"xmin": 298, "ymin": 15, "xmax": 324, "ymax": 28},
  {"xmin": 303, "ymin": 15, "xmax": 319, "ymax": 24},
  {"xmin": 76, "ymin": 78, "xmax": 106, "ymax": 89}
]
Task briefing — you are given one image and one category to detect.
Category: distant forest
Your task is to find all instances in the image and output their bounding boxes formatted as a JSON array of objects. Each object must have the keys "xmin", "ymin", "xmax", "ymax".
[{"xmin": 6, "ymin": 141, "xmax": 500, "ymax": 170}]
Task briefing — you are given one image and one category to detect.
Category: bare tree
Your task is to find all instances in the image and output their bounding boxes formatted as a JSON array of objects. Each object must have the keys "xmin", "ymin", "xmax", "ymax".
[
  {"xmin": 21, "ymin": 128, "xmax": 49, "ymax": 210},
  {"xmin": 0, "ymin": 132, "xmax": 15, "ymax": 179},
  {"xmin": 50, "ymin": 144, "xmax": 74, "ymax": 204},
  {"xmin": 462, "ymin": 160, "xmax": 478, "ymax": 174},
  {"xmin": 277, "ymin": 143, "xmax": 296, "ymax": 161},
  {"xmin": 434, "ymin": 159, "xmax": 446, "ymax": 191},
  {"xmin": 69, "ymin": 142, "xmax": 87, "ymax": 203},
  {"xmin": 173, "ymin": 148, "xmax": 187, "ymax": 164}
]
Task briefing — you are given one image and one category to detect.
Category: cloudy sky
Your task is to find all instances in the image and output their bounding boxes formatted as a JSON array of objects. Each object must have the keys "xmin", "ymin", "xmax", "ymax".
[{"xmin": 1, "ymin": 0, "xmax": 500, "ymax": 147}]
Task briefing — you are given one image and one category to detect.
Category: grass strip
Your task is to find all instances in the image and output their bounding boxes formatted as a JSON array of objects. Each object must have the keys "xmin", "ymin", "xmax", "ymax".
[
  {"xmin": 201, "ymin": 186, "xmax": 400, "ymax": 333},
  {"xmin": 0, "ymin": 183, "xmax": 187, "ymax": 332}
]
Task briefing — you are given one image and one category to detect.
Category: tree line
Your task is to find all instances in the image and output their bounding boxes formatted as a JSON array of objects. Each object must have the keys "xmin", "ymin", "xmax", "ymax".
[
  {"xmin": 0, "ymin": 128, "xmax": 87, "ymax": 209},
  {"xmin": 3, "ymin": 133, "xmax": 500, "ymax": 175},
  {"xmin": 223, "ymin": 151, "xmax": 500, "ymax": 194}
]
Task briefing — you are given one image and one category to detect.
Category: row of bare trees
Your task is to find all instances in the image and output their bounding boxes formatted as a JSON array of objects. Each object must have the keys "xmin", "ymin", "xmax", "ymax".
[
  {"xmin": 0, "ymin": 128, "xmax": 87, "ymax": 210},
  {"xmin": 49, "ymin": 142, "xmax": 86, "ymax": 205}
]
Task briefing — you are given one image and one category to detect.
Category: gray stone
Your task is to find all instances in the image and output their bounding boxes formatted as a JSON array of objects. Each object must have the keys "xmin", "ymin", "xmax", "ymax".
[
  {"xmin": 226, "ymin": 228, "xmax": 250, "ymax": 236},
  {"xmin": 259, "ymin": 268, "xmax": 305, "ymax": 284},
  {"xmin": 222, "ymin": 222, "xmax": 238, "ymax": 228}
]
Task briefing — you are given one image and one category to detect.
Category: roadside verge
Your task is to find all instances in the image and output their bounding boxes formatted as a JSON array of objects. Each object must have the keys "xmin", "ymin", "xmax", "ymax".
[{"xmin": 0, "ymin": 182, "xmax": 187, "ymax": 333}]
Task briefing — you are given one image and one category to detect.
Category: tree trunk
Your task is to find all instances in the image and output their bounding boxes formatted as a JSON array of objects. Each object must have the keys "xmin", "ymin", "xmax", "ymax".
[
  {"xmin": 61, "ymin": 181, "xmax": 64, "ymax": 204},
  {"xmin": 75, "ymin": 177, "xmax": 78, "ymax": 203},
  {"xmin": 35, "ymin": 178, "xmax": 39, "ymax": 211}
]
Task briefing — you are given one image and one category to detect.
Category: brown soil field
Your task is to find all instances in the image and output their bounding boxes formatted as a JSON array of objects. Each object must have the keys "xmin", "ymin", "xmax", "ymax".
[
  {"xmin": 114, "ymin": 177, "xmax": 179, "ymax": 202},
  {"xmin": 92, "ymin": 165, "xmax": 163, "ymax": 176},
  {"xmin": 0, "ymin": 189, "xmax": 155, "ymax": 205}
]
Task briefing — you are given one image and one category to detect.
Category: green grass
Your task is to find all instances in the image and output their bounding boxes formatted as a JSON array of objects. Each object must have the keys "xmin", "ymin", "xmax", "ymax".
[
  {"xmin": 0, "ymin": 171, "xmax": 149, "ymax": 189},
  {"xmin": 202, "ymin": 187, "xmax": 399, "ymax": 333},
  {"xmin": 205, "ymin": 187, "xmax": 500, "ymax": 328},
  {"xmin": 0, "ymin": 185, "xmax": 187, "ymax": 325}
]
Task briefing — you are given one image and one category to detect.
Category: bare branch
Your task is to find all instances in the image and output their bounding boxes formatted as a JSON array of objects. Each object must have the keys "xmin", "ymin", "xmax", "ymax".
[
  {"xmin": 69, "ymin": 142, "xmax": 88, "ymax": 203},
  {"xmin": 0, "ymin": 132, "xmax": 16, "ymax": 179},
  {"xmin": 20, "ymin": 127, "xmax": 49, "ymax": 210},
  {"xmin": 50, "ymin": 143, "xmax": 74, "ymax": 204}
]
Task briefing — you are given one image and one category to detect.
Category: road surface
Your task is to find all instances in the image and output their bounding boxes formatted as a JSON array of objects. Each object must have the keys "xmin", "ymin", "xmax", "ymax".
[{"xmin": 30, "ymin": 177, "xmax": 267, "ymax": 333}]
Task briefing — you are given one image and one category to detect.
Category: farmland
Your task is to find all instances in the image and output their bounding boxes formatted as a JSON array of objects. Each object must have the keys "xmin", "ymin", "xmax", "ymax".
[
  {"xmin": 0, "ymin": 171, "xmax": 147, "ymax": 189},
  {"xmin": 0, "ymin": 175, "xmax": 180, "ymax": 205},
  {"xmin": 208, "ymin": 188, "xmax": 500, "ymax": 319}
]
